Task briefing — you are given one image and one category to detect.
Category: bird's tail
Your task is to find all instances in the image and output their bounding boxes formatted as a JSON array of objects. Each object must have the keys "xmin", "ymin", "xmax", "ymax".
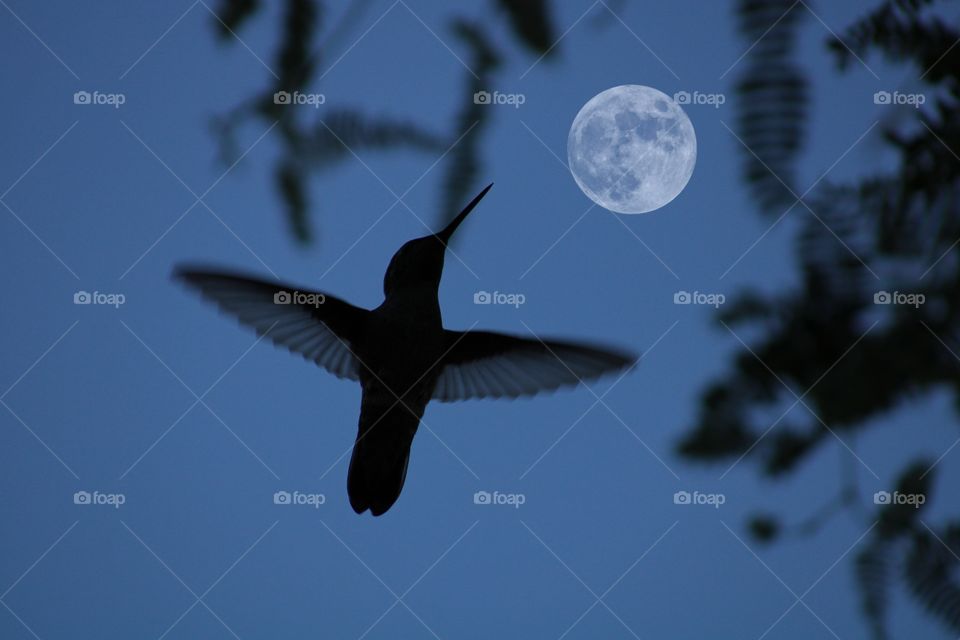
[{"xmin": 347, "ymin": 388, "xmax": 423, "ymax": 516}]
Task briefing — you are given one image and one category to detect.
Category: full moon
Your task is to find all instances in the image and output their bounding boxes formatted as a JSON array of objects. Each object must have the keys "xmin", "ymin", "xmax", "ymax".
[{"xmin": 567, "ymin": 85, "xmax": 697, "ymax": 214}]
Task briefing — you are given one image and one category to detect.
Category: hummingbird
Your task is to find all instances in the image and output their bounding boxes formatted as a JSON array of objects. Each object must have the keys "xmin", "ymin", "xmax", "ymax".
[{"xmin": 175, "ymin": 184, "xmax": 637, "ymax": 516}]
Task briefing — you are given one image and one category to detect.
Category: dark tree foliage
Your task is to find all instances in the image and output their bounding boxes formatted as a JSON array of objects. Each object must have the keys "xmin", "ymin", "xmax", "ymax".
[
  {"xmin": 210, "ymin": 0, "xmax": 559, "ymax": 243},
  {"xmin": 494, "ymin": 0, "xmax": 555, "ymax": 55},
  {"xmin": 678, "ymin": 0, "xmax": 960, "ymax": 636},
  {"xmin": 733, "ymin": 0, "xmax": 809, "ymax": 209},
  {"xmin": 213, "ymin": 0, "xmax": 260, "ymax": 38}
]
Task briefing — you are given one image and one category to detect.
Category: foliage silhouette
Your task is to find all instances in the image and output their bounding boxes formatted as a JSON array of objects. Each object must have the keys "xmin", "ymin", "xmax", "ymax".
[
  {"xmin": 677, "ymin": 0, "xmax": 960, "ymax": 636},
  {"xmin": 210, "ymin": 0, "xmax": 559, "ymax": 243}
]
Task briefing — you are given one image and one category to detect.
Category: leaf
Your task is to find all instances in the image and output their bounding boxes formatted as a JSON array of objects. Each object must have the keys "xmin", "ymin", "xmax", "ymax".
[
  {"xmin": 493, "ymin": 0, "xmax": 556, "ymax": 56},
  {"xmin": 826, "ymin": 0, "xmax": 944, "ymax": 71},
  {"xmin": 905, "ymin": 524, "xmax": 960, "ymax": 633},
  {"xmin": 748, "ymin": 514, "xmax": 780, "ymax": 542},
  {"xmin": 212, "ymin": 0, "xmax": 261, "ymax": 40},
  {"xmin": 856, "ymin": 538, "xmax": 891, "ymax": 640},
  {"xmin": 732, "ymin": 0, "xmax": 809, "ymax": 211},
  {"xmin": 275, "ymin": 161, "xmax": 310, "ymax": 243},
  {"xmin": 307, "ymin": 110, "xmax": 446, "ymax": 165},
  {"xmin": 275, "ymin": 0, "xmax": 321, "ymax": 90},
  {"xmin": 677, "ymin": 382, "xmax": 756, "ymax": 460},
  {"xmin": 876, "ymin": 460, "xmax": 932, "ymax": 539}
]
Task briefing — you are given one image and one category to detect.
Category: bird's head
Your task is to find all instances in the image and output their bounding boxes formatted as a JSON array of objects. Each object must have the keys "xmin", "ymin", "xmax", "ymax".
[{"xmin": 383, "ymin": 183, "xmax": 493, "ymax": 297}]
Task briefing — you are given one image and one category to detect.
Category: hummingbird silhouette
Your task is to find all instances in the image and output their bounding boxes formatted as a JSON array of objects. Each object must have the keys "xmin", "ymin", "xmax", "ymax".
[{"xmin": 175, "ymin": 184, "xmax": 637, "ymax": 515}]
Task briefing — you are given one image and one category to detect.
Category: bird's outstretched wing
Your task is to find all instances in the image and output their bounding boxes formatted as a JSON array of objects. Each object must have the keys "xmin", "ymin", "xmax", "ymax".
[
  {"xmin": 174, "ymin": 267, "xmax": 368, "ymax": 381},
  {"xmin": 432, "ymin": 330, "xmax": 637, "ymax": 401}
]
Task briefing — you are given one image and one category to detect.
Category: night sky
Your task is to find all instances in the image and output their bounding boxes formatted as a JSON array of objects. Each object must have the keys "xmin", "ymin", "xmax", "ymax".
[{"xmin": 1, "ymin": 1, "xmax": 957, "ymax": 638}]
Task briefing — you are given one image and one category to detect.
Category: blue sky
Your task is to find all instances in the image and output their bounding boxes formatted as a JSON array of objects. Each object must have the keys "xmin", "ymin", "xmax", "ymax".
[{"xmin": 1, "ymin": 1, "xmax": 957, "ymax": 638}]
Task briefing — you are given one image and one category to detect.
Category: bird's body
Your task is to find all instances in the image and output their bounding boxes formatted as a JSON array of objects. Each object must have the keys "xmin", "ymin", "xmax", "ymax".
[
  {"xmin": 176, "ymin": 184, "xmax": 637, "ymax": 515},
  {"xmin": 349, "ymin": 289, "xmax": 445, "ymax": 514}
]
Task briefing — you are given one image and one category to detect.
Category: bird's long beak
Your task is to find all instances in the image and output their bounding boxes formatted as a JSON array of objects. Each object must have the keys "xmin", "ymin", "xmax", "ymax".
[{"xmin": 436, "ymin": 183, "xmax": 493, "ymax": 244}]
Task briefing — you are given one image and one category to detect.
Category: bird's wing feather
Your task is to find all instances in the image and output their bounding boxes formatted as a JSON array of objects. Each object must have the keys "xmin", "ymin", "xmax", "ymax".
[
  {"xmin": 175, "ymin": 267, "xmax": 367, "ymax": 381},
  {"xmin": 433, "ymin": 330, "xmax": 637, "ymax": 401}
]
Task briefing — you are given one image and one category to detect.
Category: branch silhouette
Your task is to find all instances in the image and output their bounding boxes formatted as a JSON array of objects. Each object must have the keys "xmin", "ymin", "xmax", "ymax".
[{"xmin": 209, "ymin": 0, "xmax": 562, "ymax": 243}]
